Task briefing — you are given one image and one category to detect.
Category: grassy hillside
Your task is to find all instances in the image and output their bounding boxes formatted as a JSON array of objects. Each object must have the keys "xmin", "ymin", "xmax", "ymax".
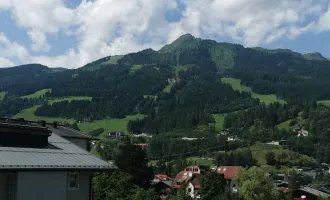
[
  {"xmin": 317, "ymin": 100, "xmax": 330, "ymax": 107},
  {"xmin": 211, "ymin": 114, "xmax": 225, "ymax": 131},
  {"xmin": 233, "ymin": 144, "xmax": 315, "ymax": 170},
  {"xmin": 253, "ymin": 144, "xmax": 315, "ymax": 165},
  {"xmin": 106, "ymin": 55, "xmax": 123, "ymax": 64},
  {"xmin": 13, "ymin": 96, "xmax": 92, "ymax": 123},
  {"xmin": 48, "ymin": 96, "xmax": 92, "ymax": 104},
  {"xmin": 22, "ymin": 89, "xmax": 51, "ymax": 99},
  {"xmin": 13, "ymin": 105, "xmax": 75, "ymax": 123},
  {"xmin": 0, "ymin": 92, "xmax": 6, "ymax": 100},
  {"xmin": 77, "ymin": 114, "xmax": 145, "ymax": 137},
  {"xmin": 221, "ymin": 78, "xmax": 286, "ymax": 105},
  {"xmin": 131, "ymin": 64, "xmax": 144, "ymax": 73},
  {"xmin": 163, "ymin": 81, "xmax": 175, "ymax": 93},
  {"xmin": 277, "ymin": 112, "xmax": 305, "ymax": 130}
]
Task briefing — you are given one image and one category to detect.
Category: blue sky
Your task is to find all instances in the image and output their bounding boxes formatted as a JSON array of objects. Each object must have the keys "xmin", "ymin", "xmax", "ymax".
[{"xmin": 0, "ymin": 0, "xmax": 330, "ymax": 68}]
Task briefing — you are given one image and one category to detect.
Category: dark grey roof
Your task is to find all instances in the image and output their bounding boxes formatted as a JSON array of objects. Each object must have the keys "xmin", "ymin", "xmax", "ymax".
[
  {"xmin": 300, "ymin": 186, "xmax": 330, "ymax": 197},
  {"xmin": 49, "ymin": 126, "xmax": 97, "ymax": 140},
  {"xmin": 0, "ymin": 133, "xmax": 116, "ymax": 170}
]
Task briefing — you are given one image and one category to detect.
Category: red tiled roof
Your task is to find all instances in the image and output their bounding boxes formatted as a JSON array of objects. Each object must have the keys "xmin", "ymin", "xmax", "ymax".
[
  {"xmin": 216, "ymin": 166, "xmax": 241, "ymax": 179},
  {"xmin": 172, "ymin": 171, "xmax": 196, "ymax": 189},
  {"xmin": 279, "ymin": 187, "xmax": 289, "ymax": 193},
  {"xmin": 155, "ymin": 174, "xmax": 171, "ymax": 181}
]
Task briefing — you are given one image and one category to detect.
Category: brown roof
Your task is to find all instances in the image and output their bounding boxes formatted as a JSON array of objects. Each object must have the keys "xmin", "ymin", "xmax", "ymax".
[{"xmin": 217, "ymin": 166, "xmax": 241, "ymax": 179}]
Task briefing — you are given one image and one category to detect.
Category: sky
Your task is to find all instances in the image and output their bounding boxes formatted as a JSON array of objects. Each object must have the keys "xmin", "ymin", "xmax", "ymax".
[{"xmin": 1, "ymin": 0, "xmax": 330, "ymax": 68}]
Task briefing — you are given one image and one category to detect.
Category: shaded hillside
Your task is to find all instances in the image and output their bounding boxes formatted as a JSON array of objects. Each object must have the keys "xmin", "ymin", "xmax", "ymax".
[{"xmin": 2, "ymin": 34, "xmax": 330, "ymax": 135}]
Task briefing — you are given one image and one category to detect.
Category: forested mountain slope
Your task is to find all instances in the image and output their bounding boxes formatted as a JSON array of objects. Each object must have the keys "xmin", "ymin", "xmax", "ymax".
[{"xmin": 1, "ymin": 34, "xmax": 330, "ymax": 139}]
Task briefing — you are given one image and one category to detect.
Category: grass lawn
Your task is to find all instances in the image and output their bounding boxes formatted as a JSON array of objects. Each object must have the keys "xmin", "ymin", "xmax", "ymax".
[
  {"xmin": 22, "ymin": 89, "xmax": 51, "ymax": 99},
  {"xmin": 317, "ymin": 100, "xmax": 330, "ymax": 107},
  {"xmin": 277, "ymin": 112, "xmax": 305, "ymax": 130},
  {"xmin": 187, "ymin": 157, "xmax": 215, "ymax": 166},
  {"xmin": 0, "ymin": 91, "xmax": 6, "ymax": 100},
  {"xmin": 131, "ymin": 64, "xmax": 144, "ymax": 73},
  {"xmin": 277, "ymin": 119, "xmax": 292, "ymax": 130},
  {"xmin": 175, "ymin": 65, "xmax": 189, "ymax": 76},
  {"xmin": 106, "ymin": 55, "xmax": 123, "ymax": 64},
  {"xmin": 247, "ymin": 144, "xmax": 315, "ymax": 166},
  {"xmin": 163, "ymin": 81, "xmax": 175, "ymax": 93},
  {"xmin": 78, "ymin": 114, "xmax": 145, "ymax": 137},
  {"xmin": 13, "ymin": 96, "xmax": 92, "ymax": 123},
  {"xmin": 13, "ymin": 105, "xmax": 75, "ymax": 123},
  {"xmin": 48, "ymin": 96, "xmax": 92, "ymax": 104},
  {"xmin": 211, "ymin": 114, "xmax": 225, "ymax": 131},
  {"xmin": 148, "ymin": 157, "xmax": 215, "ymax": 167},
  {"xmin": 221, "ymin": 77, "xmax": 286, "ymax": 105}
]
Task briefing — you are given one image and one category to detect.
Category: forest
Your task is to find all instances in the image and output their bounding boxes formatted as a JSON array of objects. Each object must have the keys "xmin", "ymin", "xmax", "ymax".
[{"xmin": 2, "ymin": 33, "xmax": 330, "ymax": 166}]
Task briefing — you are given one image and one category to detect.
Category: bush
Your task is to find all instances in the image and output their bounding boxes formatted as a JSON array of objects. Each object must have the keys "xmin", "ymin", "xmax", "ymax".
[
  {"xmin": 89, "ymin": 128, "xmax": 104, "ymax": 137},
  {"xmin": 265, "ymin": 151, "xmax": 276, "ymax": 166}
]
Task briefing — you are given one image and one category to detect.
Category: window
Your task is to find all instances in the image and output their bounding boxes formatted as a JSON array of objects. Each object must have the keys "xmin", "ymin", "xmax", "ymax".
[{"xmin": 68, "ymin": 172, "xmax": 79, "ymax": 190}]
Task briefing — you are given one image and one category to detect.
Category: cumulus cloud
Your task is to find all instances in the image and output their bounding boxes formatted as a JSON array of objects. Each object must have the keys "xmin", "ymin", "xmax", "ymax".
[
  {"xmin": 0, "ymin": 57, "xmax": 14, "ymax": 67},
  {"xmin": 174, "ymin": 0, "xmax": 326, "ymax": 47},
  {"xmin": 28, "ymin": 29, "xmax": 51, "ymax": 52},
  {"xmin": 0, "ymin": 33, "xmax": 29, "ymax": 66},
  {"xmin": 0, "ymin": 0, "xmax": 330, "ymax": 68}
]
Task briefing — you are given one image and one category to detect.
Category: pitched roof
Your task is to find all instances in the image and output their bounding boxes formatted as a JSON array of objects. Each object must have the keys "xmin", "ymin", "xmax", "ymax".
[
  {"xmin": 0, "ymin": 133, "xmax": 116, "ymax": 171},
  {"xmin": 49, "ymin": 126, "xmax": 97, "ymax": 140},
  {"xmin": 155, "ymin": 174, "xmax": 172, "ymax": 181},
  {"xmin": 217, "ymin": 166, "xmax": 241, "ymax": 179}
]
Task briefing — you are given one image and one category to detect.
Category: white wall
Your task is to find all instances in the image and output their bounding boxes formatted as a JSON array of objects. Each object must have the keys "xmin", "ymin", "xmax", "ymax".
[
  {"xmin": 67, "ymin": 172, "xmax": 91, "ymax": 200},
  {"xmin": 16, "ymin": 172, "xmax": 67, "ymax": 200},
  {"xmin": 66, "ymin": 138, "xmax": 88, "ymax": 151},
  {"xmin": 16, "ymin": 171, "xmax": 91, "ymax": 200}
]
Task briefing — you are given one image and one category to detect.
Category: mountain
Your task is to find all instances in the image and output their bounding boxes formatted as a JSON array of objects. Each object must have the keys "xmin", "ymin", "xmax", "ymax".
[
  {"xmin": 2, "ymin": 34, "xmax": 330, "ymax": 135},
  {"xmin": 303, "ymin": 52, "xmax": 327, "ymax": 61}
]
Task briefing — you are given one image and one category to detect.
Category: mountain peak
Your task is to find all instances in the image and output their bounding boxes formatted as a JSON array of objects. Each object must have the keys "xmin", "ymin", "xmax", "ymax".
[{"xmin": 159, "ymin": 33, "xmax": 199, "ymax": 52}]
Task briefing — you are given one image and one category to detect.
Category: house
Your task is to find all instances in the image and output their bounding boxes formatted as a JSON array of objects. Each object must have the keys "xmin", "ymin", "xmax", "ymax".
[
  {"xmin": 105, "ymin": 131, "xmax": 124, "ymax": 139},
  {"xmin": 0, "ymin": 118, "xmax": 116, "ymax": 200},
  {"xmin": 293, "ymin": 186, "xmax": 330, "ymax": 200},
  {"xmin": 154, "ymin": 174, "xmax": 172, "ymax": 182},
  {"xmin": 186, "ymin": 174, "xmax": 201, "ymax": 199},
  {"xmin": 171, "ymin": 166, "xmax": 209, "ymax": 198},
  {"xmin": 49, "ymin": 123, "xmax": 97, "ymax": 151},
  {"xmin": 132, "ymin": 133, "xmax": 153, "ymax": 138},
  {"xmin": 297, "ymin": 129, "xmax": 309, "ymax": 137},
  {"xmin": 227, "ymin": 136, "xmax": 240, "ymax": 142},
  {"xmin": 181, "ymin": 137, "xmax": 199, "ymax": 141},
  {"xmin": 152, "ymin": 174, "xmax": 172, "ymax": 199},
  {"xmin": 172, "ymin": 171, "xmax": 201, "ymax": 199},
  {"xmin": 266, "ymin": 141, "xmax": 280, "ymax": 146},
  {"xmin": 135, "ymin": 143, "xmax": 148, "ymax": 149},
  {"xmin": 216, "ymin": 166, "xmax": 241, "ymax": 193}
]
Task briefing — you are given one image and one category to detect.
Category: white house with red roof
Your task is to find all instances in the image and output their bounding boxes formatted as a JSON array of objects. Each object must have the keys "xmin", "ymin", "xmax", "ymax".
[{"xmin": 216, "ymin": 166, "xmax": 241, "ymax": 193}]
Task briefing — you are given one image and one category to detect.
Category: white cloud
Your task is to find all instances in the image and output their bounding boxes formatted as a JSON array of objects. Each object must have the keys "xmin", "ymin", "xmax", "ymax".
[
  {"xmin": 175, "ymin": 0, "xmax": 326, "ymax": 47},
  {"xmin": 0, "ymin": 57, "xmax": 14, "ymax": 67},
  {"xmin": 28, "ymin": 29, "xmax": 51, "ymax": 52},
  {"xmin": 0, "ymin": 0, "xmax": 330, "ymax": 68},
  {"xmin": 314, "ymin": 4, "xmax": 330, "ymax": 32},
  {"xmin": 0, "ymin": 33, "xmax": 29, "ymax": 65}
]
